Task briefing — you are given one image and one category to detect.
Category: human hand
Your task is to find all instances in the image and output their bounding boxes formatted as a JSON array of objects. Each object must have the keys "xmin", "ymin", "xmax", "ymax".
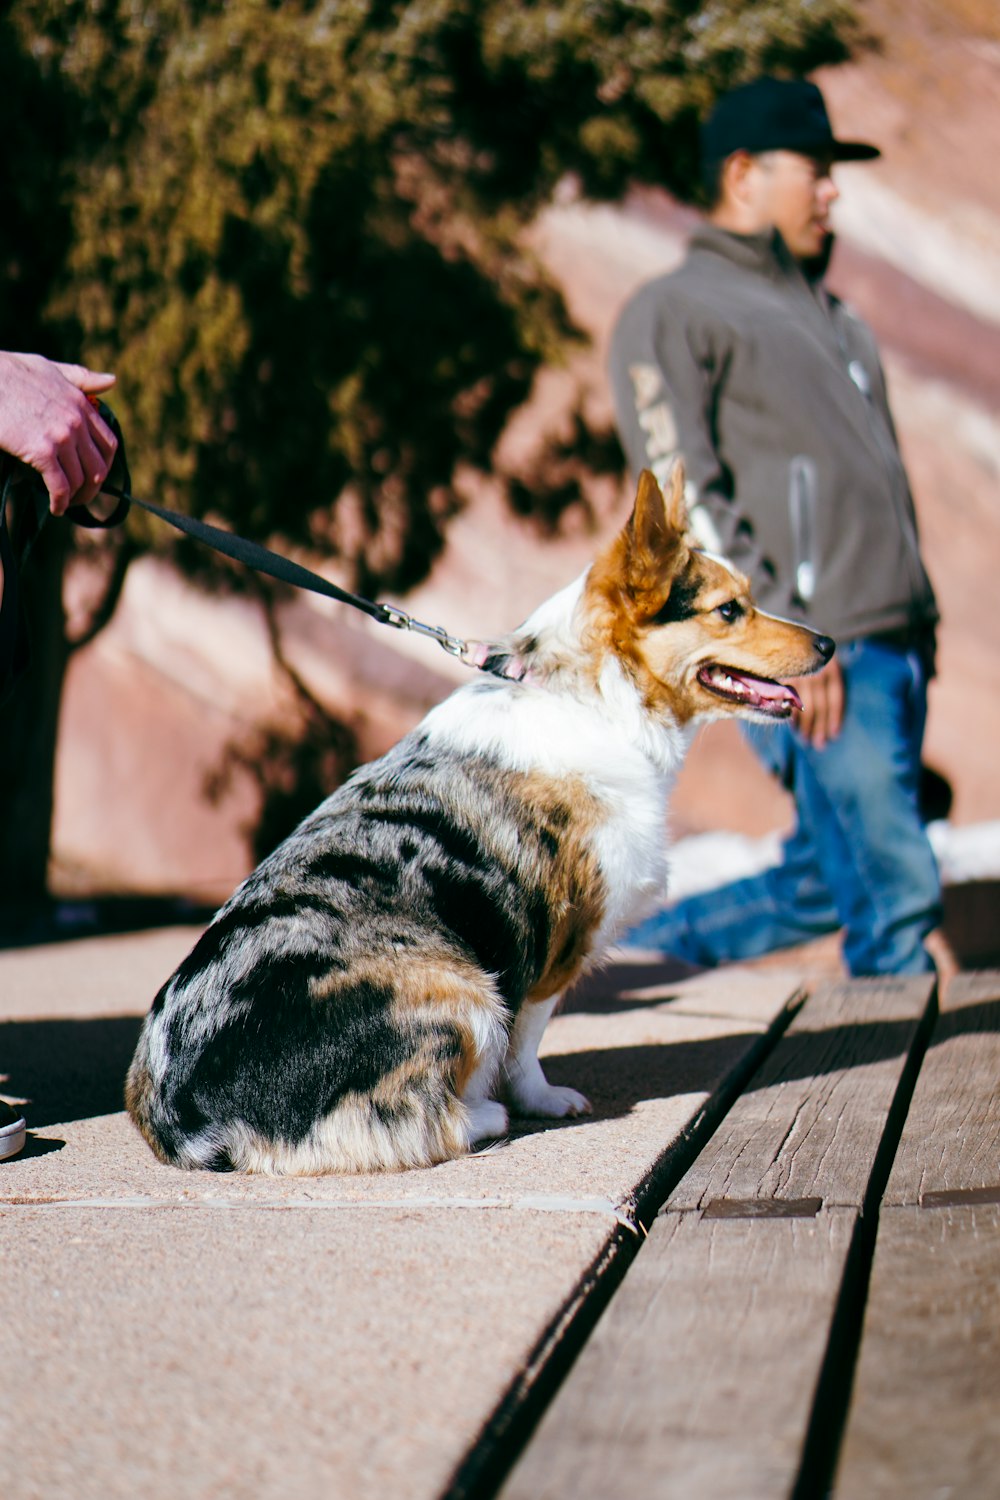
[
  {"xmin": 0, "ymin": 351, "xmax": 118, "ymax": 516},
  {"xmin": 792, "ymin": 656, "xmax": 844, "ymax": 749}
]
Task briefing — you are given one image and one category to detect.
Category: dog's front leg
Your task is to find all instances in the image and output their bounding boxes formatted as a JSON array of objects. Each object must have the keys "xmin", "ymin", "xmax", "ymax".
[{"xmin": 502, "ymin": 994, "xmax": 592, "ymax": 1119}]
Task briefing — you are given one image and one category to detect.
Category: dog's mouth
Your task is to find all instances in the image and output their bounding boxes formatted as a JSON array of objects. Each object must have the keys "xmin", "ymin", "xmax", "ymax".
[{"xmin": 697, "ymin": 663, "xmax": 803, "ymax": 718}]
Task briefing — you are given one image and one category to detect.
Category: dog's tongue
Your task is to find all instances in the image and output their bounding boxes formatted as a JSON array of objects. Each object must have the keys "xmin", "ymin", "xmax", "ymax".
[
  {"xmin": 732, "ymin": 671, "xmax": 802, "ymax": 710},
  {"xmin": 700, "ymin": 663, "xmax": 803, "ymax": 712}
]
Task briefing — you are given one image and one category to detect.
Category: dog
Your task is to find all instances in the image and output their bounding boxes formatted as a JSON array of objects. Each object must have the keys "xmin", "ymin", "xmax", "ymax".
[{"xmin": 126, "ymin": 467, "xmax": 833, "ymax": 1174}]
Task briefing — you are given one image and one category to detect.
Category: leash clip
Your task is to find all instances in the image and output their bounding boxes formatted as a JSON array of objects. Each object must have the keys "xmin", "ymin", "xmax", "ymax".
[{"xmin": 378, "ymin": 604, "xmax": 469, "ymax": 661}]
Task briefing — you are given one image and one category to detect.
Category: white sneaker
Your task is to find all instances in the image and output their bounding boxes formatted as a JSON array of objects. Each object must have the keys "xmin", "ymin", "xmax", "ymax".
[{"xmin": 0, "ymin": 1100, "xmax": 26, "ymax": 1160}]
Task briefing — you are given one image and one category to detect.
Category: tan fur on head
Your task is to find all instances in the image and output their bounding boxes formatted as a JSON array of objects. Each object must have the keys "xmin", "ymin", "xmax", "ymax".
[
  {"xmin": 588, "ymin": 465, "xmax": 830, "ymax": 725},
  {"xmin": 625, "ymin": 464, "xmax": 690, "ymax": 600},
  {"xmin": 590, "ymin": 464, "xmax": 691, "ymax": 626}
]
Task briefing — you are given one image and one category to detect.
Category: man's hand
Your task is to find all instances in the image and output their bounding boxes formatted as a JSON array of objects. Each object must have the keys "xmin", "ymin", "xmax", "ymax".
[
  {"xmin": 0, "ymin": 351, "xmax": 118, "ymax": 516},
  {"xmin": 792, "ymin": 657, "xmax": 844, "ymax": 749}
]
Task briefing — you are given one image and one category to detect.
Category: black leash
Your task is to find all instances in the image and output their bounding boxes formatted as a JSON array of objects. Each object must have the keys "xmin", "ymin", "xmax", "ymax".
[
  {"xmin": 101, "ymin": 482, "xmax": 474, "ymax": 664},
  {"xmin": 2, "ymin": 398, "xmax": 497, "ymax": 700}
]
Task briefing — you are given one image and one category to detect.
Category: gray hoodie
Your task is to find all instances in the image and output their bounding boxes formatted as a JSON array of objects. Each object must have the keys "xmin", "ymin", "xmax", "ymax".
[{"xmin": 608, "ymin": 223, "xmax": 937, "ymax": 646}]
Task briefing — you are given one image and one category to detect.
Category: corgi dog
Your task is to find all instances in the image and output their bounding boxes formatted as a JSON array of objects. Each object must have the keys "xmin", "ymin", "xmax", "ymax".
[{"xmin": 126, "ymin": 467, "xmax": 833, "ymax": 1174}]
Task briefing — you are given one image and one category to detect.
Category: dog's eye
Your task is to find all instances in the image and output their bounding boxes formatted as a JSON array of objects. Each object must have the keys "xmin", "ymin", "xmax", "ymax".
[{"xmin": 716, "ymin": 600, "xmax": 743, "ymax": 623}]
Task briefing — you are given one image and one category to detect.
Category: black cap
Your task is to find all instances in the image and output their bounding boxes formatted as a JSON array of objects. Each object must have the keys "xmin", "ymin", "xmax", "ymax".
[{"xmin": 701, "ymin": 77, "xmax": 880, "ymax": 165}]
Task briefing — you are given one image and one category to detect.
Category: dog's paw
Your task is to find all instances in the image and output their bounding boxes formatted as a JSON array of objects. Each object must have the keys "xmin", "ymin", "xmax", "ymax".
[
  {"xmin": 465, "ymin": 1099, "xmax": 510, "ymax": 1147},
  {"xmin": 511, "ymin": 1083, "xmax": 592, "ymax": 1120}
]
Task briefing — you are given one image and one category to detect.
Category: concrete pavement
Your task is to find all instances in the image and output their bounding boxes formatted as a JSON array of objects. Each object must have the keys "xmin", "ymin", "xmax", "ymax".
[{"xmin": 1, "ymin": 928, "xmax": 803, "ymax": 1500}]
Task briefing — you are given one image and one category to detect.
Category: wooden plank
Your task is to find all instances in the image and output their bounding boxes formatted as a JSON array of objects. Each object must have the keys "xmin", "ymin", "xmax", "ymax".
[
  {"xmin": 883, "ymin": 970, "xmax": 1000, "ymax": 1206},
  {"xmin": 834, "ymin": 1204, "xmax": 1000, "ymax": 1499},
  {"xmin": 834, "ymin": 974, "xmax": 1000, "ymax": 1495},
  {"xmin": 499, "ymin": 978, "xmax": 936, "ymax": 1500},
  {"xmin": 668, "ymin": 976, "xmax": 935, "ymax": 1211},
  {"xmin": 500, "ymin": 1210, "xmax": 856, "ymax": 1500}
]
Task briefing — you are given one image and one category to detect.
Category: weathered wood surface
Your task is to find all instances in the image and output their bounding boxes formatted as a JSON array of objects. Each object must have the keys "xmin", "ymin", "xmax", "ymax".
[
  {"xmin": 883, "ymin": 971, "xmax": 1000, "ymax": 1206},
  {"xmin": 500, "ymin": 1210, "xmax": 856, "ymax": 1500},
  {"xmin": 834, "ymin": 972, "xmax": 1000, "ymax": 1497},
  {"xmin": 498, "ymin": 976, "xmax": 936, "ymax": 1500},
  {"xmin": 834, "ymin": 1204, "xmax": 1000, "ymax": 1500},
  {"xmin": 666, "ymin": 976, "xmax": 936, "ymax": 1212}
]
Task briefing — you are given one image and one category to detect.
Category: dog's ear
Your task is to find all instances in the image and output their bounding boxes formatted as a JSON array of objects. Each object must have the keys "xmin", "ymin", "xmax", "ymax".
[
  {"xmin": 589, "ymin": 463, "xmax": 692, "ymax": 620},
  {"xmin": 624, "ymin": 464, "xmax": 689, "ymax": 597}
]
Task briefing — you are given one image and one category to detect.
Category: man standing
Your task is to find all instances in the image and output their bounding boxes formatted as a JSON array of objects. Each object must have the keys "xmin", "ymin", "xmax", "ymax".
[{"xmin": 609, "ymin": 76, "xmax": 941, "ymax": 976}]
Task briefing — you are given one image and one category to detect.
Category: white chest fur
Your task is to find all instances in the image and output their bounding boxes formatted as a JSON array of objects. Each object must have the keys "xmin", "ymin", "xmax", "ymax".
[{"xmin": 421, "ymin": 660, "xmax": 690, "ymax": 947}]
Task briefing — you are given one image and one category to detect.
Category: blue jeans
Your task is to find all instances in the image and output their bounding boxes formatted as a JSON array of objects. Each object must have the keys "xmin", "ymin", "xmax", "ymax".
[{"xmin": 628, "ymin": 637, "xmax": 942, "ymax": 976}]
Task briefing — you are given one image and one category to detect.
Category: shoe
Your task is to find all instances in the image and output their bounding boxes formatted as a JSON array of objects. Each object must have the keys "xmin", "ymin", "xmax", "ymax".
[{"xmin": 0, "ymin": 1100, "xmax": 26, "ymax": 1160}]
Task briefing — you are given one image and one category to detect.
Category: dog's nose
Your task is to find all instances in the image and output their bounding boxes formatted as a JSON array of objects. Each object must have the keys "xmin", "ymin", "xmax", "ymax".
[{"xmin": 813, "ymin": 633, "xmax": 836, "ymax": 663}]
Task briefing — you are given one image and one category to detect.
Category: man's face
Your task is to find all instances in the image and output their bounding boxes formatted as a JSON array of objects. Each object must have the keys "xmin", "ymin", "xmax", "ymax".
[{"xmin": 744, "ymin": 149, "xmax": 839, "ymax": 259}]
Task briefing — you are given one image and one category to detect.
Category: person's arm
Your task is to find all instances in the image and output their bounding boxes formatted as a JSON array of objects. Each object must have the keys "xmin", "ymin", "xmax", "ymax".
[
  {"xmin": 0, "ymin": 351, "xmax": 118, "ymax": 515},
  {"xmin": 611, "ymin": 299, "xmax": 778, "ymax": 604},
  {"xmin": 657, "ymin": 310, "xmax": 786, "ymax": 598}
]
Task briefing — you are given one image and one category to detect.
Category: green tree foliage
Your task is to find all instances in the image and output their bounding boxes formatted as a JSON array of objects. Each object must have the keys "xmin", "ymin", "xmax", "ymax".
[
  {"xmin": 6, "ymin": 0, "xmax": 859, "ymax": 589},
  {"xmin": 0, "ymin": 0, "xmax": 859, "ymax": 891}
]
